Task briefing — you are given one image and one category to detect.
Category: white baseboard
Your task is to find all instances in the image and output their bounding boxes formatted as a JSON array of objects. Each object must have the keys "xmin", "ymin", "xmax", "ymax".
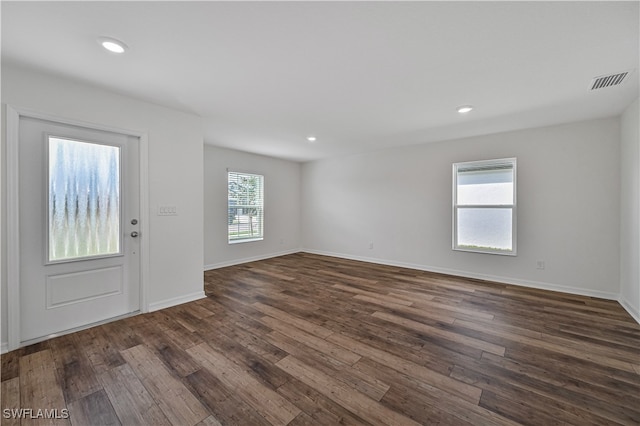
[
  {"xmin": 148, "ymin": 291, "xmax": 207, "ymax": 312},
  {"xmin": 204, "ymin": 249, "xmax": 300, "ymax": 271},
  {"xmin": 2, "ymin": 292, "xmax": 207, "ymax": 352},
  {"xmin": 618, "ymin": 297, "xmax": 640, "ymax": 324},
  {"xmin": 301, "ymin": 249, "xmax": 620, "ymax": 301},
  {"xmin": 202, "ymin": 248, "xmax": 636, "ymax": 324}
]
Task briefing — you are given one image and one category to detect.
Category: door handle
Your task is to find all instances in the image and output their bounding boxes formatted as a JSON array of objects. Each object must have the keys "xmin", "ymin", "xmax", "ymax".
[{"xmin": 131, "ymin": 231, "xmax": 139, "ymax": 238}]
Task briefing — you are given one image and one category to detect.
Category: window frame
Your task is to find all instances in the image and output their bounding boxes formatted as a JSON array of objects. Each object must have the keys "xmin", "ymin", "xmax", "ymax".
[
  {"xmin": 452, "ymin": 157, "xmax": 517, "ymax": 256},
  {"xmin": 227, "ymin": 170, "xmax": 264, "ymax": 244}
]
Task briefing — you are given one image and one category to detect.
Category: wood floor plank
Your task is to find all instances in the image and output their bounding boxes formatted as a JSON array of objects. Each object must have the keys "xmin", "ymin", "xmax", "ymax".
[
  {"xmin": 248, "ymin": 266, "xmax": 296, "ymax": 281},
  {"xmin": 19, "ymin": 349, "xmax": 70, "ymax": 426},
  {"xmin": 543, "ymin": 305, "xmax": 639, "ymax": 327},
  {"xmin": 326, "ymin": 331, "xmax": 483, "ymax": 404},
  {"xmin": 266, "ymin": 330, "xmax": 391, "ymax": 401},
  {"xmin": 479, "ymin": 389, "xmax": 572, "ymax": 426},
  {"xmin": 540, "ymin": 329, "xmax": 639, "ymax": 363},
  {"xmin": 480, "ymin": 351, "xmax": 640, "ymax": 418},
  {"xmin": 2, "ymin": 342, "xmax": 50, "ymax": 382},
  {"xmin": 98, "ymin": 363, "xmax": 171, "ymax": 426},
  {"xmin": 186, "ymin": 368, "xmax": 272, "ymax": 426},
  {"xmin": 455, "ymin": 318, "xmax": 639, "ymax": 373},
  {"xmin": 386, "ymin": 290, "xmax": 436, "ymax": 303},
  {"xmin": 351, "ymin": 293, "xmax": 459, "ymax": 324},
  {"xmin": 411, "ymin": 297, "xmax": 496, "ymax": 321},
  {"xmin": 154, "ymin": 312, "xmax": 205, "ymax": 350},
  {"xmin": 120, "ymin": 344, "xmax": 209, "ymax": 426},
  {"xmin": 332, "ymin": 283, "xmax": 414, "ymax": 306},
  {"xmin": 204, "ymin": 318, "xmax": 289, "ymax": 365},
  {"xmin": 178, "ymin": 301, "xmax": 216, "ymax": 320},
  {"xmin": 353, "ymin": 294, "xmax": 416, "ymax": 310},
  {"xmin": 4, "ymin": 253, "xmax": 638, "ymax": 425},
  {"xmin": 318, "ymin": 269, "xmax": 379, "ymax": 285},
  {"xmin": 100, "ymin": 319, "xmax": 142, "ymax": 351},
  {"xmin": 67, "ymin": 390, "xmax": 120, "ymax": 426},
  {"xmin": 286, "ymin": 412, "xmax": 318, "ymax": 426},
  {"xmin": 78, "ymin": 326, "xmax": 126, "ymax": 375},
  {"xmin": 253, "ymin": 302, "xmax": 334, "ymax": 338},
  {"xmin": 450, "ymin": 360, "xmax": 639, "ymax": 425},
  {"xmin": 276, "ymin": 377, "xmax": 372, "ymax": 425},
  {"xmin": 312, "ymin": 307, "xmax": 429, "ymax": 352},
  {"xmin": 372, "ymin": 310, "xmax": 506, "ymax": 356},
  {"xmin": 196, "ymin": 325, "xmax": 292, "ymax": 390},
  {"xmin": 260, "ymin": 315, "xmax": 361, "ymax": 365},
  {"xmin": 187, "ymin": 342, "xmax": 301, "ymax": 426},
  {"xmin": 49, "ymin": 333, "xmax": 102, "ymax": 403},
  {"xmin": 314, "ymin": 306, "xmax": 484, "ymax": 372},
  {"xmin": 196, "ymin": 415, "xmax": 223, "ymax": 426},
  {"xmin": 556, "ymin": 323, "xmax": 640, "ymax": 350},
  {"xmin": 353, "ymin": 357, "xmax": 520, "ymax": 426},
  {"xmin": 1, "ymin": 348, "xmax": 23, "ymax": 382},
  {"xmin": 127, "ymin": 314, "xmax": 202, "ymax": 378},
  {"xmin": 276, "ymin": 355, "xmax": 420, "ymax": 426},
  {"xmin": 1, "ymin": 377, "xmax": 21, "ymax": 426},
  {"xmin": 505, "ymin": 343, "xmax": 640, "ymax": 390}
]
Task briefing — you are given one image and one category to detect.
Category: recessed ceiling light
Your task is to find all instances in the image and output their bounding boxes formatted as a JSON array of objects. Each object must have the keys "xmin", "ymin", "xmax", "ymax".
[
  {"xmin": 307, "ymin": 136, "xmax": 317, "ymax": 142},
  {"xmin": 457, "ymin": 105, "xmax": 474, "ymax": 114},
  {"xmin": 98, "ymin": 37, "xmax": 128, "ymax": 54}
]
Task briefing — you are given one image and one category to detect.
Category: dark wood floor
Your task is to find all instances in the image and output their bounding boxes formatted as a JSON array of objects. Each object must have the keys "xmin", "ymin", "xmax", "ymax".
[{"xmin": 2, "ymin": 253, "xmax": 639, "ymax": 425}]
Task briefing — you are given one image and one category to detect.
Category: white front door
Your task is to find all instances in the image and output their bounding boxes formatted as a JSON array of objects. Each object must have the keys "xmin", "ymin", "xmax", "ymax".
[{"xmin": 18, "ymin": 116, "xmax": 141, "ymax": 344}]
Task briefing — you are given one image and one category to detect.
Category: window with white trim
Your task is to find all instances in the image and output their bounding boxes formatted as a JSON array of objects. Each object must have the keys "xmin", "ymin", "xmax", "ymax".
[
  {"xmin": 453, "ymin": 158, "xmax": 516, "ymax": 255},
  {"xmin": 228, "ymin": 171, "xmax": 264, "ymax": 243}
]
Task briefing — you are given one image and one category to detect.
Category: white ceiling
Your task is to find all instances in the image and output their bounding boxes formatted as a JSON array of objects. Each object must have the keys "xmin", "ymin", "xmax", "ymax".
[{"xmin": 2, "ymin": 1, "xmax": 638, "ymax": 162}]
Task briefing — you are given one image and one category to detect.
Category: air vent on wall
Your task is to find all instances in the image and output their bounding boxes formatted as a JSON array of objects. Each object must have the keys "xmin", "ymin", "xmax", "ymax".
[{"xmin": 590, "ymin": 71, "xmax": 632, "ymax": 90}]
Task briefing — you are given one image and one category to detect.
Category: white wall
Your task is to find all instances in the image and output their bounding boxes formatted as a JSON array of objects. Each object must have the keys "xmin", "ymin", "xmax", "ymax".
[
  {"xmin": 302, "ymin": 118, "xmax": 621, "ymax": 298},
  {"xmin": 1, "ymin": 64, "xmax": 205, "ymax": 348},
  {"xmin": 204, "ymin": 146, "xmax": 301, "ymax": 269},
  {"xmin": 620, "ymin": 98, "xmax": 640, "ymax": 322}
]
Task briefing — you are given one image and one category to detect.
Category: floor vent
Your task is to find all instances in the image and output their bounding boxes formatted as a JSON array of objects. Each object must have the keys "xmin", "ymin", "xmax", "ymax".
[{"xmin": 590, "ymin": 71, "xmax": 632, "ymax": 90}]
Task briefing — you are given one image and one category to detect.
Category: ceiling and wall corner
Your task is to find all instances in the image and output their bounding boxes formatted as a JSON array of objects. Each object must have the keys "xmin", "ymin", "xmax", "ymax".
[{"xmin": 1, "ymin": 1, "xmax": 638, "ymax": 162}]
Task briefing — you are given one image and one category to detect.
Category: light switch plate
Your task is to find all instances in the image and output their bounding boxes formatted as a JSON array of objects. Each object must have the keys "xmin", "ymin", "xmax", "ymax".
[{"xmin": 158, "ymin": 205, "xmax": 177, "ymax": 216}]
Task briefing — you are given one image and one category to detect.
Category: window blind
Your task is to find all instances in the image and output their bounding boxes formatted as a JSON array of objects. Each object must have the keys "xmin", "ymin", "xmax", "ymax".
[{"xmin": 228, "ymin": 171, "xmax": 264, "ymax": 242}]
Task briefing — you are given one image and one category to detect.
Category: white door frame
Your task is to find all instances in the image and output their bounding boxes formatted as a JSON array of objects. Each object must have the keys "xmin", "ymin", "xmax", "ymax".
[{"xmin": 6, "ymin": 105, "xmax": 150, "ymax": 351}]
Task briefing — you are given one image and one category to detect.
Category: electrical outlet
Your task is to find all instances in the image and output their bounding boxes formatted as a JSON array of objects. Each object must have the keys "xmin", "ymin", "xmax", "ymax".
[
  {"xmin": 369, "ymin": 242, "xmax": 374, "ymax": 249},
  {"xmin": 536, "ymin": 260, "xmax": 545, "ymax": 270}
]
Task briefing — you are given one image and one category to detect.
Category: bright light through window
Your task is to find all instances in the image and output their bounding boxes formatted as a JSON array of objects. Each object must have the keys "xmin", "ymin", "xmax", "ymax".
[
  {"xmin": 48, "ymin": 137, "xmax": 121, "ymax": 262},
  {"xmin": 228, "ymin": 171, "xmax": 264, "ymax": 243},
  {"xmin": 453, "ymin": 158, "xmax": 516, "ymax": 255}
]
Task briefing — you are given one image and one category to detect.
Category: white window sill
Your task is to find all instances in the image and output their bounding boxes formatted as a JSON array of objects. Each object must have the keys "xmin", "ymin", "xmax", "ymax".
[
  {"xmin": 453, "ymin": 246, "xmax": 517, "ymax": 256},
  {"xmin": 228, "ymin": 237, "xmax": 264, "ymax": 245}
]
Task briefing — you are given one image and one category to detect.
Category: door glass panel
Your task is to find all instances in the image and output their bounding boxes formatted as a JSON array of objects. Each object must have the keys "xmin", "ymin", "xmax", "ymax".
[{"xmin": 48, "ymin": 136, "xmax": 121, "ymax": 262}]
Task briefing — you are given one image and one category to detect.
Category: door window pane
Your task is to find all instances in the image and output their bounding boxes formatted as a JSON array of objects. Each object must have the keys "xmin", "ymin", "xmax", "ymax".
[{"xmin": 48, "ymin": 137, "xmax": 121, "ymax": 262}]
